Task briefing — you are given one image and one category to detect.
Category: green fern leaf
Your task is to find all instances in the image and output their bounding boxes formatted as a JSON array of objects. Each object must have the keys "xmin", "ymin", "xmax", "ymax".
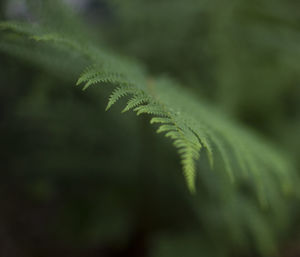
[
  {"xmin": 106, "ymin": 86, "xmax": 136, "ymax": 111},
  {"xmin": 0, "ymin": 20, "xmax": 297, "ymax": 199}
]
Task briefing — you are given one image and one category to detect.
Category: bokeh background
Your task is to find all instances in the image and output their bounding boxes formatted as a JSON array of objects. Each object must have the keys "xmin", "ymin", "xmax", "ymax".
[{"xmin": 0, "ymin": 0, "xmax": 300, "ymax": 256}]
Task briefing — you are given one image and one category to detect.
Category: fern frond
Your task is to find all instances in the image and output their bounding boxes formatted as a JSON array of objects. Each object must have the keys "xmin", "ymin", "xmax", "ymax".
[{"xmin": 0, "ymin": 20, "xmax": 298, "ymax": 199}]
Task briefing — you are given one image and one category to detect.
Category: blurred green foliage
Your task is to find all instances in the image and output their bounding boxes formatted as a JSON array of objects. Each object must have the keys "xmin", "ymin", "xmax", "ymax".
[{"xmin": 0, "ymin": 1, "xmax": 300, "ymax": 257}]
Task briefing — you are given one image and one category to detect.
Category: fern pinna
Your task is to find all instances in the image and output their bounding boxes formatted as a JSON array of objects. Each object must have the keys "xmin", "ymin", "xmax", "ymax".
[{"xmin": 0, "ymin": 20, "xmax": 297, "ymax": 204}]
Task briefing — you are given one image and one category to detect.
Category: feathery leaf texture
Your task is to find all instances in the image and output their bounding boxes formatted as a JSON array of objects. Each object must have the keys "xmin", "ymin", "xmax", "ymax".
[{"xmin": 0, "ymin": 21, "xmax": 297, "ymax": 199}]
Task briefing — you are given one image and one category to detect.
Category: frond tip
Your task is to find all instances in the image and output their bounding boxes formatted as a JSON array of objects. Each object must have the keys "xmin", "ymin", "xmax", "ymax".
[{"xmin": 182, "ymin": 154, "xmax": 197, "ymax": 194}]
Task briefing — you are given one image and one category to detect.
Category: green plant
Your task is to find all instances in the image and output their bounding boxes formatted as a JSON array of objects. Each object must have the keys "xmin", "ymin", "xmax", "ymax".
[{"xmin": 0, "ymin": 1, "xmax": 299, "ymax": 256}]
